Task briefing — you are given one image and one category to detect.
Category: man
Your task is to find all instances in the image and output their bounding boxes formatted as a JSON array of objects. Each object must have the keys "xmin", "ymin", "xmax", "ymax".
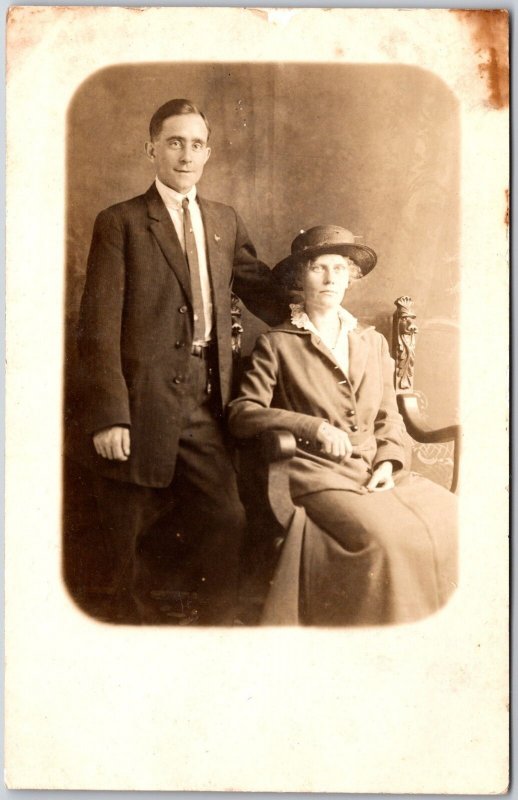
[{"xmin": 77, "ymin": 98, "xmax": 285, "ymax": 624}]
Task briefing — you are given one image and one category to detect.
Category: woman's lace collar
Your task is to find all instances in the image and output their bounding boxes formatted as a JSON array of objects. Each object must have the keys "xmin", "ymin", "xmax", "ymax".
[{"xmin": 289, "ymin": 303, "xmax": 358, "ymax": 334}]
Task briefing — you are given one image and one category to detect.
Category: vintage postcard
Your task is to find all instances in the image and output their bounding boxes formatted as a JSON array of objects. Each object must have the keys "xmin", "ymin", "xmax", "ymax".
[{"xmin": 5, "ymin": 6, "xmax": 509, "ymax": 792}]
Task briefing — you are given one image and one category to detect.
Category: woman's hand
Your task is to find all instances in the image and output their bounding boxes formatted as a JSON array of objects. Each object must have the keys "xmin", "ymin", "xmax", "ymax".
[
  {"xmin": 316, "ymin": 422, "xmax": 353, "ymax": 460},
  {"xmin": 367, "ymin": 460, "xmax": 395, "ymax": 492}
]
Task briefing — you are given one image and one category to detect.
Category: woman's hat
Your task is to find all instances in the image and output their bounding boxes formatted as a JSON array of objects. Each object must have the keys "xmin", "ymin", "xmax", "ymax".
[{"xmin": 273, "ymin": 225, "xmax": 377, "ymax": 286}]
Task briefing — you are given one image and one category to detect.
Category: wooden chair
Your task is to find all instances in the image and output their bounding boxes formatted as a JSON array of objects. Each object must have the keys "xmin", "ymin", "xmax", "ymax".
[{"xmin": 234, "ymin": 296, "xmax": 461, "ymax": 621}]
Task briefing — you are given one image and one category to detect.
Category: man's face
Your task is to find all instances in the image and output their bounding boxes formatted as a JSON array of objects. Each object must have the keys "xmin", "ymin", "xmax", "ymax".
[{"xmin": 145, "ymin": 113, "xmax": 211, "ymax": 194}]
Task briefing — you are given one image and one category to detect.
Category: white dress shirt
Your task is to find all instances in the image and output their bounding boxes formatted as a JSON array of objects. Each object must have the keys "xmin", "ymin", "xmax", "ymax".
[
  {"xmin": 155, "ymin": 177, "xmax": 213, "ymax": 343},
  {"xmin": 290, "ymin": 303, "xmax": 357, "ymax": 376}
]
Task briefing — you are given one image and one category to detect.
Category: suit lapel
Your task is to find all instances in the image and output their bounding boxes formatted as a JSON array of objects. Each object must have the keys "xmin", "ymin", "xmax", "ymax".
[
  {"xmin": 198, "ymin": 198, "xmax": 227, "ymax": 313},
  {"xmin": 308, "ymin": 332, "xmax": 344, "ymax": 375},
  {"xmin": 145, "ymin": 184, "xmax": 192, "ymax": 301},
  {"xmin": 306, "ymin": 324, "xmax": 370, "ymax": 392},
  {"xmin": 347, "ymin": 327, "xmax": 370, "ymax": 391}
]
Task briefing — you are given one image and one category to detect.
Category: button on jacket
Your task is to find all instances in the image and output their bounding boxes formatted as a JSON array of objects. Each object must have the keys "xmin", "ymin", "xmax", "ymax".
[{"xmin": 77, "ymin": 183, "xmax": 285, "ymax": 487}]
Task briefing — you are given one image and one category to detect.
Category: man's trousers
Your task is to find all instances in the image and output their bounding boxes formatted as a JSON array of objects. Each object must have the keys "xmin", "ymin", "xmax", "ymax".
[{"xmin": 91, "ymin": 352, "xmax": 246, "ymax": 625}]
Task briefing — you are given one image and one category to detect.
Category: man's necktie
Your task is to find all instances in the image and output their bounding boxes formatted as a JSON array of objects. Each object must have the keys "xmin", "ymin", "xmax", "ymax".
[{"xmin": 182, "ymin": 197, "xmax": 206, "ymax": 343}]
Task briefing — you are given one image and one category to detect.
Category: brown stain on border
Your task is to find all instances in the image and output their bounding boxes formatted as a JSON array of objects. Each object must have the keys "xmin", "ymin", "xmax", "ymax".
[
  {"xmin": 7, "ymin": 6, "xmax": 91, "ymax": 57},
  {"xmin": 248, "ymin": 8, "xmax": 269, "ymax": 22},
  {"xmin": 7, "ymin": 7, "xmax": 50, "ymax": 69},
  {"xmin": 451, "ymin": 9, "xmax": 509, "ymax": 109}
]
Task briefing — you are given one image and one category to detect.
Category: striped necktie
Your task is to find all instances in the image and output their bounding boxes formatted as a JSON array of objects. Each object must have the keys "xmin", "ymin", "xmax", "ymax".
[{"xmin": 182, "ymin": 197, "xmax": 206, "ymax": 343}]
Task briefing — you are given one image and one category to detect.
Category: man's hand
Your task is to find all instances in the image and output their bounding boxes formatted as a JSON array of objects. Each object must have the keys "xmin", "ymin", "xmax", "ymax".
[
  {"xmin": 366, "ymin": 460, "xmax": 395, "ymax": 492},
  {"xmin": 316, "ymin": 422, "xmax": 353, "ymax": 460},
  {"xmin": 93, "ymin": 426, "xmax": 131, "ymax": 461}
]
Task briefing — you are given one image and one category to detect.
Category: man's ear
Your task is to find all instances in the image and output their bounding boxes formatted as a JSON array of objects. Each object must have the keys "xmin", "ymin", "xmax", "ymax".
[
  {"xmin": 203, "ymin": 147, "xmax": 211, "ymax": 165},
  {"xmin": 144, "ymin": 141, "xmax": 155, "ymax": 162}
]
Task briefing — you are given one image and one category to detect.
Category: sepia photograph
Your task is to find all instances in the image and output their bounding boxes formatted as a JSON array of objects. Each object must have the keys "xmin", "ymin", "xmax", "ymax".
[
  {"xmin": 5, "ymin": 7, "xmax": 508, "ymax": 792},
  {"xmin": 63, "ymin": 63, "xmax": 460, "ymax": 628}
]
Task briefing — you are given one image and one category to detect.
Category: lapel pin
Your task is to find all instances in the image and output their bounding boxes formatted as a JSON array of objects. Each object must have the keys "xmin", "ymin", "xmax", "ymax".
[{"xmin": 214, "ymin": 234, "xmax": 221, "ymax": 243}]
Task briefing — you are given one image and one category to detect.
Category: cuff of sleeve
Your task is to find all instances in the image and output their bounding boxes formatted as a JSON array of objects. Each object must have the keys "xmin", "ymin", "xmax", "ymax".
[
  {"xmin": 374, "ymin": 443, "xmax": 405, "ymax": 472},
  {"xmin": 91, "ymin": 423, "xmax": 130, "ymax": 436},
  {"xmin": 295, "ymin": 416, "xmax": 327, "ymax": 447},
  {"xmin": 87, "ymin": 413, "xmax": 131, "ymax": 436}
]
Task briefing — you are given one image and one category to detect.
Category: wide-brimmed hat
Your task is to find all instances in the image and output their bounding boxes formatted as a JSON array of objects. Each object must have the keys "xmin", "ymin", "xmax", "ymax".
[{"xmin": 273, "ymin": 225, "xmax": 377, "ymax": 287}]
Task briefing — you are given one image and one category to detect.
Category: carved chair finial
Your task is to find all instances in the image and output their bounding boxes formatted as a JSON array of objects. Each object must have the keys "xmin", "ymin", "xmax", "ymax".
[{"xmin": 393, "ymin": 296, "xmax": 418, "ymax": 392}]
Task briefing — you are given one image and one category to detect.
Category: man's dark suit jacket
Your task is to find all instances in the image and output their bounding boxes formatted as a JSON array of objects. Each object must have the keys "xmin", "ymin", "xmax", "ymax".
[{"xmin": 77, "ymin": 183, "xmax": 285, "ymax": 488}]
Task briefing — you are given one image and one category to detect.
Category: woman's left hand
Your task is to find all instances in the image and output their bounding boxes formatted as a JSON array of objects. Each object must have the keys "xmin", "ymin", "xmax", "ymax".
[{"xmin": 367, "ymin": 461, "xmax": 395, "ymax": 492}]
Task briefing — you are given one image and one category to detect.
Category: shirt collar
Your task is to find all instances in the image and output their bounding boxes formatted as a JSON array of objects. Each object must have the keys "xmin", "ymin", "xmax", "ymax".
[
  {"xmin": 289, "ymin": 302, "xmax": 357, "ymax": 336},
  {"xmin": 155, "ymin": 177, "xmax": 197, "ymax": 210}
]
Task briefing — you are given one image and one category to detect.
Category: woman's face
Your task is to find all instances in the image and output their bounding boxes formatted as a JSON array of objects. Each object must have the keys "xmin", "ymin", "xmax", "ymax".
[{"xmin": 301, "ymin": 254, "xmax": 351, "ymax": 311}]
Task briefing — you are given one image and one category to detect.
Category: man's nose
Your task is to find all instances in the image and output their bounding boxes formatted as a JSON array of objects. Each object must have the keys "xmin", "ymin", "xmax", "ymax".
[{"xmin": 180, "ymin": 147, "xmax": 193, "ymax": 163}]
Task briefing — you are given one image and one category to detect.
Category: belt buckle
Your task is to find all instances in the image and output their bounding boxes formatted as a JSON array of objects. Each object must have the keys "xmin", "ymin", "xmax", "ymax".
[{"xmin": 193, "ymin": 341, "xmax": 215, "ymax": 359}]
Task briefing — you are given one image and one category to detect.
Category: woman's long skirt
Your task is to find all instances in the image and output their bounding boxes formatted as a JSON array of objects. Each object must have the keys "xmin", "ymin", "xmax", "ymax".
[{"xmin": 262, "ymin": 472, "xmax": 457, "ymax": 626}]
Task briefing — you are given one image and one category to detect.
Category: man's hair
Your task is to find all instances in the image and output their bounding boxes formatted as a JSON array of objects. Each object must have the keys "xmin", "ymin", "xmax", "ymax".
[{"xmin": 149, "ymin": 99, "xmax": 211, "ymax": 141}]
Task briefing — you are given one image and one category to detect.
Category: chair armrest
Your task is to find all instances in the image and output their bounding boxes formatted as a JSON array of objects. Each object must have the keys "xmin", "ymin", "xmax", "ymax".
[
  {"xmin": 258, "ymin": 430, "xmax": 297, "ymax": 528},
  {"xmin": 236, "ymin": 430, "xmax": 297, "ymax": 529},
  {"xmin": 397, "ymin": 394, "xmax": 460, "ymax": 443},
  {"xmin": 397, "ymin": 394, "xmax": 461, "ymax": 493},
  {"xmin": 259, "ymin": 429, "xmax": 297, "ymax": 462}
]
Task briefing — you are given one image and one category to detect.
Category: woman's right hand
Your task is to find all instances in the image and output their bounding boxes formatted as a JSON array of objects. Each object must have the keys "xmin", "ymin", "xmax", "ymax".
[{"xmin": 316, "ymin": 422, "xmax": 353, "ymax": 460}]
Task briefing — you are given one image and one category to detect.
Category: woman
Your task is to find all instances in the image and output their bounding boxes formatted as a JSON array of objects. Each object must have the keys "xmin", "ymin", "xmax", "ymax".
[{"xmin": 228, "ymin": 225, "xmax": 457, "ymax": 626}]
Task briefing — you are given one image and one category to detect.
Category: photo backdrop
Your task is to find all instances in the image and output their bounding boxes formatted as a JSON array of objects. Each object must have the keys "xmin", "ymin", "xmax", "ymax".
[{"xmin": 66, "ymin": 63, "xmax": 460, "ymax": 432}]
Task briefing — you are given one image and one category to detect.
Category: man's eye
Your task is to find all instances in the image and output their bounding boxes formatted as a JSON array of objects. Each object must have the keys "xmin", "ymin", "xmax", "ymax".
[
  {"xmin": 169, "ymin": 140, "xmax": 181, "ymax": 148},
  {"xmin": 192, "ymin": 143, "xmax": 203, "ymax": 150}
]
